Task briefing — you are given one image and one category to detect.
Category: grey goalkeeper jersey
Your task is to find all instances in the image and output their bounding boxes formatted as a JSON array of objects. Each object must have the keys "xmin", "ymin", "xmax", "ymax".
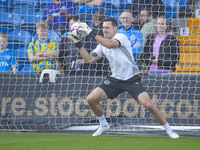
[{"xmin": 93, "ymin": 33, "xmax": 141, "ymax": 80}]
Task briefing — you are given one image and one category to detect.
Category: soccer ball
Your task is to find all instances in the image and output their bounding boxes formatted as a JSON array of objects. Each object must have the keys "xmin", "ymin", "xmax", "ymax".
[{"xmin": 70, "ymin": 22, "xmax": 86, "ymax": 40}]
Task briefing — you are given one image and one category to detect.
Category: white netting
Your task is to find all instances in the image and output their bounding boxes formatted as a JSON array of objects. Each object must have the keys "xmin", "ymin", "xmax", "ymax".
[{"xmin": 0, "ymin": 0, "xmax": 199, "ymax": 133}]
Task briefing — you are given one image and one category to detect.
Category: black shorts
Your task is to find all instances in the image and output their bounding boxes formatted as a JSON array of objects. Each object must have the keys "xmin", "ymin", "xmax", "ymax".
[{"xmin": 98, "ymin": 75, "xmax": 146, "ymax": 100}]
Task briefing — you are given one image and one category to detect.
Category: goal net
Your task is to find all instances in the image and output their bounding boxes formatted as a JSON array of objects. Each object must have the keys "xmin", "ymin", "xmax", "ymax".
[{"xmin": 0, "ymin": 0, "xmax": 200, "ymax": 133}]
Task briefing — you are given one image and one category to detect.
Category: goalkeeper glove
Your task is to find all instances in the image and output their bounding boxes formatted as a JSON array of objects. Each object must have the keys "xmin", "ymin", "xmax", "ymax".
[
  {"xmin": 67, "ymin": 33, "xmax": 83, "ymax": 48},
  {"xmin": 79, "ymin": 22, "xmax": 97, "ymax": 39}
]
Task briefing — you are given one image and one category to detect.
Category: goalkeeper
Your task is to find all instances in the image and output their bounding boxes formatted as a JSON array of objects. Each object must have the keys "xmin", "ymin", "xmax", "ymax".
[{"xmin": 68, "ymin": 18, "xmax": 179, "ymax": 139}]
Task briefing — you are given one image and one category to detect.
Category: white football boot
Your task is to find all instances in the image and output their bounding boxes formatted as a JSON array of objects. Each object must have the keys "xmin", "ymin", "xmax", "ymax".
[
  {"xmin": 92, "ymin": 125, "xmax": 110, "ymax": 137},
  {"xmin": 168, "ymin": 131, "xmax": 180, "ymax": 139}
]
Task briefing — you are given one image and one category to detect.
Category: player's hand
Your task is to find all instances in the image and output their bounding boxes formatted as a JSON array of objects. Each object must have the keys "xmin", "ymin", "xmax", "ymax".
[
  {"xmin": 67, "ymin": 33, "xmax": 81, "ymax": 43},
  {"xmin": 46, "ymin": 15, "xmax": 54, "ymax": 22},
  {"xmin": 79, "ymin": 22, "xmax": 92, "ymax": 35},
  {"xmin": 152, "ymin": 58, "xmax": 158, "ymax": 64}
]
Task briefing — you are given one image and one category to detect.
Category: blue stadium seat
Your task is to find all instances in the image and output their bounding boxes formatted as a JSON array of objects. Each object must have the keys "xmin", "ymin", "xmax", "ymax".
[
  {"xmin": 18, "ymin": 10, "xmax": 43, "ymax": 35},
  {"xmin": 15, "ymin": 47, "xmax": 30, "ymax": 73},
  {"xmin": 17, "ymin": 63, "xmax": 32, "ymax": 75},
  {"xmin": 38, "ymin": 0, "xmax": 52, "ymax": 9},
  {"xmin": 163, "ymin": 0, "xmax": 190, "ymax": 19},
  {"xmin": 0, "ymin": 13, "xmax": 22, "ymax": 31},
  {"xmin": 14, "ymin": 47, "xmax": 29, "ymax": 59},
  {"xmin": 33, "ymin": 30, "xmax": 61, "ymax": 43},
  {"xmin": 10, "ymin": 8, "xmax": 36, "ymax": 34},
  {"xmin": 0, "ymin": 27, "xmax": 13, "ymax": 34},
  {"xmin": 7, "ymin": 30, "xmax": 32, "ymax": 50},
  {"xmin": 121, "ymin": 0, "xmax": 133, "ymax": 10},
  {"xmin": 12, "ymin": 0, "xmax": 38, "ymax": 8},
  {"xmin": 0, "ymin": 0, "xmax": 12, "ymax": 11},
  {"xmin": 0, "ymin": 7, "xmax": 7, "ymax": 13},
  {"xmin": 10, "ymin": 7, "xmax": 36, "ymax": 16},
  {"xmin": 104, "ymin": 0, "xmax": 121, "ymax": 9}
]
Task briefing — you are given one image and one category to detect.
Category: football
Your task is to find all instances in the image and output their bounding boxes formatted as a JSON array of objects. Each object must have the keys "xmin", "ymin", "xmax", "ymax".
[{"xmin": 70, "ymin": 22, "xmax": 86, "ymax": 40}]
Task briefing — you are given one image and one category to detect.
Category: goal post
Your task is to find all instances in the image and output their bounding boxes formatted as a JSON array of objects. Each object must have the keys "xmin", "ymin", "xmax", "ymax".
[{"xmin": 0, "ymin": 0, "xmax": 200, "ymax": 133}]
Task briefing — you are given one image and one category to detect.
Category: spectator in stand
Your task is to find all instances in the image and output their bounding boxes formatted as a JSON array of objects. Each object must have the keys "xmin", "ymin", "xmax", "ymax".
[
  {"xmin": 118, "ymin": 10, "xmax": 143, "ymax": 66},
  {"xmin": 0, "ymin": 33, "xmax": 18, "ymax": 75},
  {"xmin": 42, "ymin": 0, "xmax": 74, "ymax": 35},
  {"xmin": 129, "ymin": 0, "xmax": 165, "ymax": 29},
  {"xmin": 137, "ymin": 8, "xmax": 157, "ymax": 70},
  {"xmin": 57, "ymin": 16, "xmax": 82, "ymax": 75},
  {"xmin": 77, "ymin": 9, "xmax": 110, "ymax": 76},
  {"xmin": 142, "ymin": 16, "xmax": 179, "ymax": 75},
  {"xmin": 85, "ymin": 9, "xmax": 105, "ymax": 50},
  {"xmin": 74, "ymin": 0, "xmax": 105, "ymax": 7},
  {"xmin": 28, "ymin": 21, "xmax": 58, "ymax": 75}
]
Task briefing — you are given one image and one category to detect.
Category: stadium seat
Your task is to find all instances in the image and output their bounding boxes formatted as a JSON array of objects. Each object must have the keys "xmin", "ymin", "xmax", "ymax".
[
  {"xmin": 0, "ymin": 0, "xmax": 12, "ymax": 11},
  {"xmin": 121, "ymin": 0, "xmax": 133, "ymax": 10},
  {"xmin": 33, "ymin": 30, "xmax": 61, "ymax": 43},
  {"xmin": 38, "ymin": 0, "xmax": 53, "ymax": 9},
  {"xmin": 0, "ymin": 13, "xmax": 22, "ymax": 31},
  {"xmin": 18, "ymin": 10, "xmax": 43, "ymax": 35},
  {"xmin": 178, "ymin": 35, "xmax": 200, "ymax": 45},
  {"xmin": 17, "ymin": 63, "xmax": 32, "ymax": 75},
  {"xmin": 179, "ymin": 53, "xmax": 200, "ymax": 64},
  {"xmin": 188, "ymin": 17, "xmax": 200, "ymax": 26},
  {"xmin": 0, "ymin": 7, "xmax": 7, "ymax": 13},
  {"xmin": 7, "ymin": 30, "xmax": 32, "ymax": 50},
  {"xmin": 0, "ymin": 27, "xmax": 13, "ymax": 34},
  {"xmin": 12, "ymin": 0, "xmax": 38, "ymax": 8},
  {"xmin": 10, "ymin": 7, "xmax": 36, "ymax": 16},
  {"xmin": 163, "ymin": 0, "xmax": 190, "ymax": 19},
  {"xmin": 104, "ymin": 0, "xmax": 121, "ymax": 9},
  {"xmin": 179, "ymin": 46, "xmax": 200, "ymax": 53},
  {"xmin": 14, "ymin": 47, "xmax": 29, "ymax": 60}
]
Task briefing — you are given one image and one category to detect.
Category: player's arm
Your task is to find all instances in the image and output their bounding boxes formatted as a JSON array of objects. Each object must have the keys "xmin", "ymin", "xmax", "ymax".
[
  {"xmin": 79, "ymin": 22, "xmax": 120, "ymax": 49},
  {"xmin": 79, "ymin": 46, "xmax": 100, "ymax": 63},
  {"xmin": 67, "ymin": 33, "xmax": 100, "ymax": 64},
  {"xmin": 94, "ymin": 35, "xmax": 119, "ymax": 48}
]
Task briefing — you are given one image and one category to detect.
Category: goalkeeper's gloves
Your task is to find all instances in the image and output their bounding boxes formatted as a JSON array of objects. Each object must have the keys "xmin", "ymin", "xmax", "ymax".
[
  {"xmin": 79, "ymin": 22, "xmax": 97, "ymax": 39},
  {"xmin": 67, "ymin": 33, "xmax": 83, "ymax": 49}
]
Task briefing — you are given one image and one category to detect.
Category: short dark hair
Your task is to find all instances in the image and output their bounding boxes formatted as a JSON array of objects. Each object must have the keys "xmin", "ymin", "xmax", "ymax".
[
  {"xmin": 93, "ymin": 9, "xmax": 106, "ymax": 23},
  {"xmin": 103, "ymin": 18, "xmax": 118, "ymax": 27},
  {"xmin": 68, "ymin": 15, "xmax": 80, "ymax": 22},
  {"xmin": 141, "ymin": 8, "xmax": 152, "ymax": 17}
]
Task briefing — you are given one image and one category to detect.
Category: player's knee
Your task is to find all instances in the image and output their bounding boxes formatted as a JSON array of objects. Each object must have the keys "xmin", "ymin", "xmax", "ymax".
[
  {"xmin": 86, "ymin": 95, "xmax": 95, "ymax": 105},
  {"xmin": 144, "ymin": 102, "xmax": 155, "ymax": 111}
]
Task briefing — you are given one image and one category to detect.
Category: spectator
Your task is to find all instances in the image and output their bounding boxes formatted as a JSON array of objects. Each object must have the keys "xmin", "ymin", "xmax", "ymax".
[
  {"xmin": 118, "ymin": 10, "xmax": 143, "ymax": 66},
  {"xmin": 58, "ymin": 16, "xmax": 96, "ymax": 76},
  {"xmin": 75, "ymin": 0, "xmax": 105, "ymax": 7},
  {"xmin": 79, "ymin": 9, "xmax": 110, "ymax": 76},
  {"xmin": 0, "ymin": 33, "xmax": 18, "ymax": 75},
  {"xmin": 85, "ymin": 9, "xmax": 105, "ymax": 50},
  {"xmin": 130, "ymin": 0, "xmax": 165, "ymax": 27},
  {"xmin": 42, "ymin": 0, "xmax": 74, "ymax": 35},
  {"xmin": 28, "ymin": 21, "xmax": 58, "ymax": 75},
  {"xmin": 57, "ymin": 16, "xmax": 82, "ymax": 75},
  {"xmin": 138, "ymin": 8, "xmax": 157, "ymax": 70},
  {"xmin": 142, "ymin": 16, "xmax": 179, "ymax": 75}
]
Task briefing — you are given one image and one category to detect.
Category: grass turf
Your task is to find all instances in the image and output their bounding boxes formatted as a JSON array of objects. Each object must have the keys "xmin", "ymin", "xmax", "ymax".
[{"xmin": 0, "ymin": 132, "xmax": 199, "ymax": 150}]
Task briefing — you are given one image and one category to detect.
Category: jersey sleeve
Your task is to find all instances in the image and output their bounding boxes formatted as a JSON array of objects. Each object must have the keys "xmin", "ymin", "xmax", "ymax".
[{"xmin": 113, "ymin": 33, "xmax": 128, "ymax": 47}]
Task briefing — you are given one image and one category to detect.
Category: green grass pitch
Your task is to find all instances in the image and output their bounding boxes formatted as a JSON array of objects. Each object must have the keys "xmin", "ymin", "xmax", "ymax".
[{"xmin": 0, "ymin": 132, "xmax": 199, "ymax": 150}]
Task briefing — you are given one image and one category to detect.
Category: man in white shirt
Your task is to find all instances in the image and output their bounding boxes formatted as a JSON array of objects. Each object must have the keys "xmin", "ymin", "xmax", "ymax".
[{"xmin": 68, "ymin": 18, "xmax": 179, "ymax": 139}]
